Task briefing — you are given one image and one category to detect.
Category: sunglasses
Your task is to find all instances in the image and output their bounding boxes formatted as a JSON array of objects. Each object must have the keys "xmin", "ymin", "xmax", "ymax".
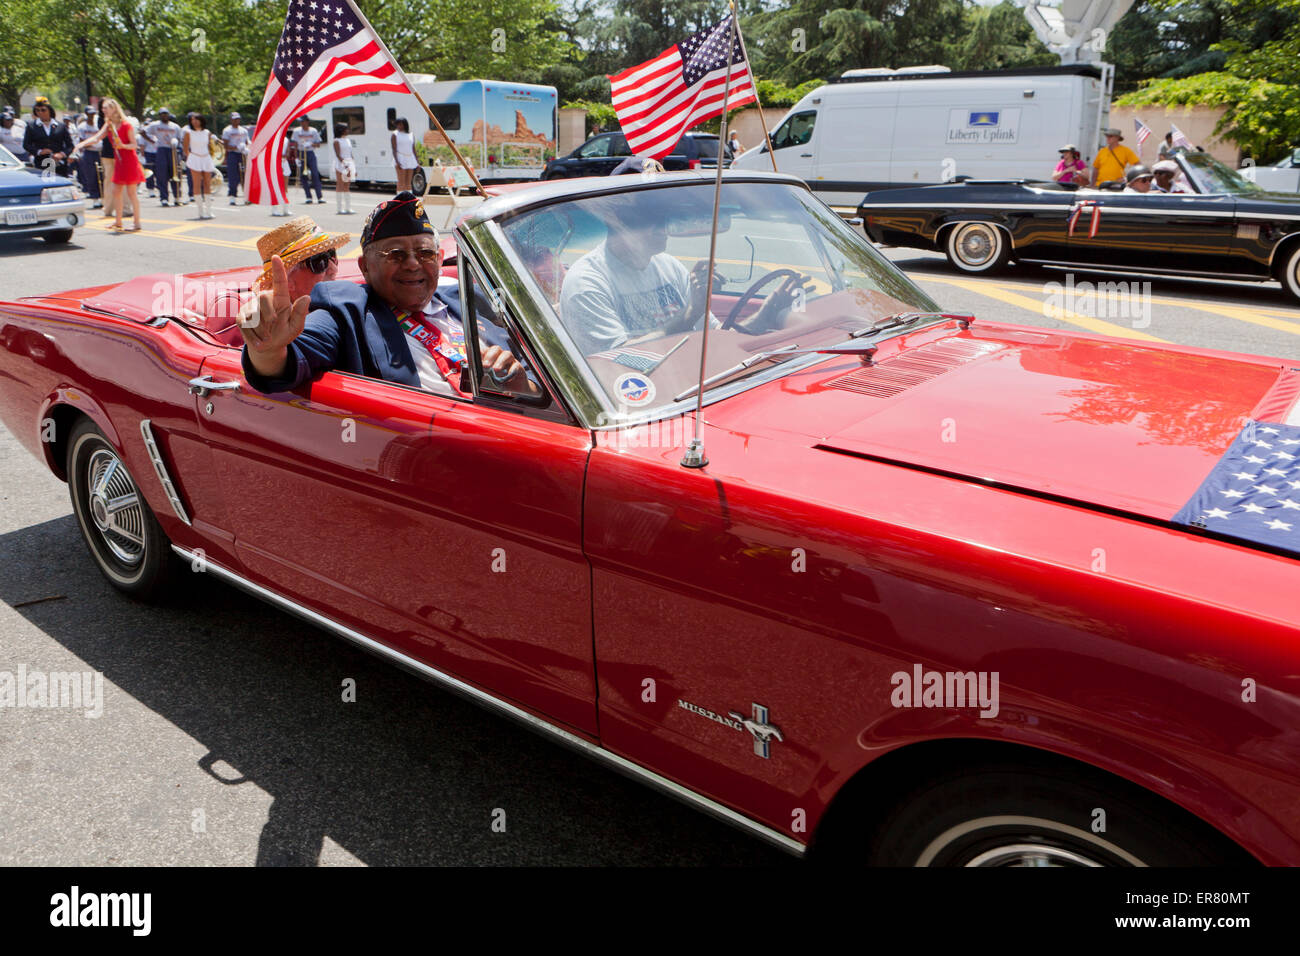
[
  {"xmin": 300, "ymin": 249, "xmax": 337, "ymax": 274},
  {"xmin": 374, "ymin": 246, "xmax": 439, "ymax": 265}
]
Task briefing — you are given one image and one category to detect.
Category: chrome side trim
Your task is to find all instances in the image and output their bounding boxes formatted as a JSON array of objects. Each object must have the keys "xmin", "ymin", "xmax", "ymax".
[
  {"xmin": 170, "ymin": 544, "xmax": 807, "ymax": 858},
  {"xmin": 1015, "ymin": 258, "xmax": 1270, "ymax": 281},
  {"xmin": 139, "ymin": 419, "xmax": 191, "ymax": 525}
]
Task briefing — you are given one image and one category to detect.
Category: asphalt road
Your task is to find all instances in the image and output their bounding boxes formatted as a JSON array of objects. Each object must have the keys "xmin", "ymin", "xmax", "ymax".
[{"xmin": 0, "ymin": 190, "xmax": 1297, "ymax": 866}]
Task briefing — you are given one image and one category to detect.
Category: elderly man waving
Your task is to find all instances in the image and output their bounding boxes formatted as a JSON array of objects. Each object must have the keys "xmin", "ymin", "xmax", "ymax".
[{"xmin": 240, "ymin": 191, "xmax": 531, "ymax": 397}]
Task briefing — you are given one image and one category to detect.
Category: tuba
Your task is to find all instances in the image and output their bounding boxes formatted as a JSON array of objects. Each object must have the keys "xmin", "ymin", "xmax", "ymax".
[{"xmin": 209, "ymin": 135, "xmax": 226, "ymax": 164}]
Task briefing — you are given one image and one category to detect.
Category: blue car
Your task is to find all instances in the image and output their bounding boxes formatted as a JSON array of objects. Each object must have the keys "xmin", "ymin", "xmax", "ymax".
[{"xmin": 0, "ymin": 144, "xmax": 86, "ymax": 244}]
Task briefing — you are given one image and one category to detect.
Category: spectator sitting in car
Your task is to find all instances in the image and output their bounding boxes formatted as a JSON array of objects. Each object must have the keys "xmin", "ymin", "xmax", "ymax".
[{"xmin": 1053, "ymin": 144, "xmax": 1088, "ymax": 185}]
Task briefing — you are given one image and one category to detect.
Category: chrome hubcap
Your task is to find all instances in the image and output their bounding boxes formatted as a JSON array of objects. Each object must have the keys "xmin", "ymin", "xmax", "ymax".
[
  {"xmin": 965, "ymin": 843, "xmax": 1103, "ymax": 867},
  {"xmin": 956, "ymin": 226, "xmax": 995, "ymax": 264},
  {"xmin": 86, "ymin": 449, "xmax": 145, "ymax": 566},
  {"xmin": 917, "ymin": 815, "xmax": 1146, "ymax": 867}
]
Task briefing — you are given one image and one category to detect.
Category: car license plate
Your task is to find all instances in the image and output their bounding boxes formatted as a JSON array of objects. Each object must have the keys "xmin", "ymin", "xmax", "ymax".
[{"xmin": 6, "ymin": 210, "xmax": 38, "ymax": 225}]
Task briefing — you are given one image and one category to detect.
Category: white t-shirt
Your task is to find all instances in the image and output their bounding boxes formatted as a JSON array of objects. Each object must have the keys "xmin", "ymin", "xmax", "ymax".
[{"xmin": 560, "ymin": 243, "xmax": 714, "ymax": 354}]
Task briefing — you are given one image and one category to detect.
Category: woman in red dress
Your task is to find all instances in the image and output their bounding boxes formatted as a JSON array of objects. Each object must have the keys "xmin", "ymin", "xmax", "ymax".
[{"xmin": 71, "ymin": 98, "xmax": 144, "ymax": 232}]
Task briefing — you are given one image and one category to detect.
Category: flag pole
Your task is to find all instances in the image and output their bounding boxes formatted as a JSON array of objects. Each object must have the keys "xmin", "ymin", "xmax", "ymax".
[
  {"xmin": 681, "ymin": 7, "xmax": 739, "ymax": 469},
  {"xmin": 341, "ymin": 0, "xmax": 488, "ymax": 198},
  {"xmin": 732, "ymin": 13, "xmax": 778, "ymax": 172}
]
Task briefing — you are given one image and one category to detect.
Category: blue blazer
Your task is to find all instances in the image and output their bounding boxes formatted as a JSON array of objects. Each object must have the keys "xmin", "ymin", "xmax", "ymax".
[{"xmin": 241, "ymin": 279, "xmax": 510, "ymax": 394}]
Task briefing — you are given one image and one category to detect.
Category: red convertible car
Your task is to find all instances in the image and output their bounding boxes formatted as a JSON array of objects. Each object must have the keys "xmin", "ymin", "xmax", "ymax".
[{"xmin": 1, "ymin": 171, "xmax": 1298, "ymax": 866}]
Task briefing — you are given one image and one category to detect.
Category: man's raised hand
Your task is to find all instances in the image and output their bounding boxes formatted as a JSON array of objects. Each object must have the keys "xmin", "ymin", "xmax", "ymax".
[{"xmin": 240, "ymin": 255, "xmax": 308, "ymax": 378}]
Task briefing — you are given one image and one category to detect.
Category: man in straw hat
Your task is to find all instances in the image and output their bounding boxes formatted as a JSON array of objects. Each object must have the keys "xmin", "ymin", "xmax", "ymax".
[{"xmin": 239, "ymin": 192, "xmax": 532, "ymax": 397}]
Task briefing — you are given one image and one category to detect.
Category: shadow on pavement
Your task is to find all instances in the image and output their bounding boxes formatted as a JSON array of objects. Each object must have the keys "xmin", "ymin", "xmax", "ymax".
[{"xmin": 0, "ymin": 514, "xmax": 792, "ymax": 867}]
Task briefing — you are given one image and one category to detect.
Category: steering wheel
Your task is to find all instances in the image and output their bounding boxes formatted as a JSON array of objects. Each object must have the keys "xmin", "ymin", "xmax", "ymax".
[{"xmin": 722, "ymin": 268, "xmax": 803, "ymax": 331}]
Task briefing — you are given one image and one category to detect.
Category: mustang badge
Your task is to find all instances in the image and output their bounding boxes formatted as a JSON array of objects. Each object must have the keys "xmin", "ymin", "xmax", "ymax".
[{"xmin": 677, "ymin": 699, "xmax": 783, "ymax": 758}]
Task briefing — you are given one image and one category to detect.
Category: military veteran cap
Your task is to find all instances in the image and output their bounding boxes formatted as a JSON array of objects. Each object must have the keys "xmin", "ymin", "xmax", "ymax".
[{"xmin": 361, "ymin": 191, "xmax": 438, "ymax": 247}]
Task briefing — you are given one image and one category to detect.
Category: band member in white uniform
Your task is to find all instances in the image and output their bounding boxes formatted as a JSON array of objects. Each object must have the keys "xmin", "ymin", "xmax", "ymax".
[
  {"xmin": 333, "ymin": 123, "xmax": 357, "ymax": 215},
  {"xmin": 220, "ymin": 111, "xmax": 251, "ymax": 204},
  {"xmin": 391, "ymin": 117, "xmax": 418, "ymax": 194},
  {"xmin": 182, "ymin": 112, "xmax": 217, "ymax": 219},
  {"xmin": 291, "ymin": 117, "xmax": 324, "ymax": 204}
]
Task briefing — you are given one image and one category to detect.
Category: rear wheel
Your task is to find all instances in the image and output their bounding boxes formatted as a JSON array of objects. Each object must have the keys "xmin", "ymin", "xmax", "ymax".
[
  {"xmin": 943, "ymin": 221, "xmax": 1010, "ymax": 274},
  {"xmin": 856, "ymin": 762, "xmax": 1249, "ymax": 866},
  {"xmin": 67, "ymin": 418, "xmax": 176, "ymax": 599},
  {"xmin": 1279, "ymin": 243, "xmax": 1300, "ymax": 302}
]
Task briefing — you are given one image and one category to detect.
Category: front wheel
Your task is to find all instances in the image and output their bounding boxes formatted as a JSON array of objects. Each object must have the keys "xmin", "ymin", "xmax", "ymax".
[
  {"xmin": 1279, "ymin": 243, "xmax": 1300, "ymax": 302},
  {"xmin": 67, "ymin": 418, "xmax": 176, "ymax": 599},
  {"xmin": 42, "ymin": 229, "xmax": 74, "ymax": 243},
  {"xmin": 943, "ymin": 221, "xmax": 1010, "ymax": 274}
]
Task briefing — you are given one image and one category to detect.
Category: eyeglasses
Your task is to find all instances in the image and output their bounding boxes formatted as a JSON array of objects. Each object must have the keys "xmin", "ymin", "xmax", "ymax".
[
  {"xmin": 300, "ymin": 249, "xmax": 337, "ymax": 274},
  {"xmin": 374, "ymin": 246, "xmax": 439, "ymax": 265}
]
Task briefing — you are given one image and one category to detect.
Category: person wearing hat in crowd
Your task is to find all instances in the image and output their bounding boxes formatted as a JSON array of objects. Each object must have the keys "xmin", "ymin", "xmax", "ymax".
[
  {"xmin": 291, "ymin": 116, "xmax": 325, "ymax": 204},
  {"xmin": 1091, "ymin": 128, "xmax": 1140, "ymax": 187},
  {"xmin": 74, "ymin": 106, "xmax": 103, "ymax": 208},
  {"xmin": 1052, "ymin": 144, "xmax": 1087, "ymax": 186},
  {"xmin": 220, "ymin": 112, "xmax": 250, "ymax": 205},
  {"xmin": 2, "ymin": 112, "xmax": 31, "ymax": 162},
  {"xmin": 23, "ymin": 96, "xmax": 74, "ymax": 177},
  {"xmin": 145, "ymin": 108, "xmax": 183, "ymax": 207},
  {"xmin": 1123, "ymin": 164, "xmax": 1154, "ymax": 193},
  {"xmin": 240, "ymin": 192, "xmax": 532, "ymax": 397},
  {"xmin": 1151, "ymin": 159, "xmax": 1185, "ymax": 194}
]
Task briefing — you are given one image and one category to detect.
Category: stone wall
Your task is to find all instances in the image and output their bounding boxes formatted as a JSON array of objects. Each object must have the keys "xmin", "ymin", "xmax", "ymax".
[{"xmin": 1108, "ymin": 104, "xmax": 1238, "ymax": 166}]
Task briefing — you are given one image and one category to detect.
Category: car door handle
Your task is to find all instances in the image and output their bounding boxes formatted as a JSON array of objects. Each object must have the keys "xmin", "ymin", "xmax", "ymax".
[
  {"xmin": 188, "ymin": 376, "xmax": 241, "ymax": 397},
  {"xmin": 800, "ymin": 153, "xmax": 812, "ymax": 158}
]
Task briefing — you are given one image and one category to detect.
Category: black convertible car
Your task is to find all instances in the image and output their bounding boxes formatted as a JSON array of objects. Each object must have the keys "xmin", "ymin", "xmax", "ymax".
[{"xmin": 858, "ymin": 150, "xmax": 1300, "ymax": 301}]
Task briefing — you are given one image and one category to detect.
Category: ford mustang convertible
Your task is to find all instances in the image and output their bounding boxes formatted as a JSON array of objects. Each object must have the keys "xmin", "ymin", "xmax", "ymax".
[
  {"xmin": 2, "ymin": 172, "xmax": 1299, "ymax": 866},
  {"xmin": 858, "ymin": 150, "xmax": 1300, "ymax": 301}
]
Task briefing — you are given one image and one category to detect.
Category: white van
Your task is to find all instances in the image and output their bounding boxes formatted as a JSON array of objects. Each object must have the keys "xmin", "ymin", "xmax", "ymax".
[
  {"xmin": 733, "ymin": 64, "xmax": 1113, "ymax": 207},
  {"xmin": 304, "ymin": 76, "xmax": 558, "ymax": 192}
]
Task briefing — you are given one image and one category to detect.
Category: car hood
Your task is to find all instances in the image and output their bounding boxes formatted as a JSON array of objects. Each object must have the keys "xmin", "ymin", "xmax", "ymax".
[
  {"xmin": 0, "ymin": 166, "xmax": 75, "ymax": 195},
  {"xmin": 709, "ymin": 325, "xmax": 1294, "ymax": 522}
]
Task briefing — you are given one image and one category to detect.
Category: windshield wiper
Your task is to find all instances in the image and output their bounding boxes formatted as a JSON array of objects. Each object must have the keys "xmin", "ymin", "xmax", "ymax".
[
  {"xmin": 672, "ymin": 311, "xmax": 975, "ymax": 402},
  {"xmin": 846, "ymin": 310, "xmax": 974, "ymax": 339}
]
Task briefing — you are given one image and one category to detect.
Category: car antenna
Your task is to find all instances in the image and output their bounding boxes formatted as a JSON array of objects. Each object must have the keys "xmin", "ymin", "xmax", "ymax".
[{"xmin": 681, "ymin": 4, "xmax": 739, "ymax": 469}]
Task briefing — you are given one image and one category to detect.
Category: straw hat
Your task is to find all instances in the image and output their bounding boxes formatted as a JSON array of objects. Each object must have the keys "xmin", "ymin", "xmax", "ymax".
[{"xmin": 253, "ymin": 217, "xmax": 351, "ymax": 290}]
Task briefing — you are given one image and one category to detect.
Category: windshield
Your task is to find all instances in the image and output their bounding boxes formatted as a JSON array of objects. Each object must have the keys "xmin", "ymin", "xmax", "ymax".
[
  {"xmin": 497, "ymin": 180, "xmax": 942, "ymax": 423},
  {"xmin": 1180, "ymin": 150, "xmax": 1265, "ymax": 195},
  {"xmin": 0, "ymin": 144, "xmax": 20, "ymax": 167}
]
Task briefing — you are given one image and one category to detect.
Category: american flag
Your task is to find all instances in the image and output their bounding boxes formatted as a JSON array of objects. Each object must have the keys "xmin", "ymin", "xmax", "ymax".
[
  {"xmin": 591, "ymin": 344, "xmax": 668, "ymax": 372},
  {"xmin": 608, "ymin": 15, "xmax": 757, "ymax": 161},
  {"xmin": 1134, "ymin": 117, "xmax": 1152, "ymax": 149},
  {"xmin": 247, "ymin": 0, "xmax": 407, "ymax": 206},
  {"xmin": 1172, "ymin": 420, "xmax": 1300, "ymax": 558},
  {"xmin": 1170, "ymin": 123, "xmax": 1193, "ymax": 150}
]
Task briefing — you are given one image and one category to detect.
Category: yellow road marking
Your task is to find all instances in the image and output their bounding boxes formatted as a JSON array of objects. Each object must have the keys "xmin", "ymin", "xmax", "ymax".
[
  {"xmin": 155, "ymin": 223, "xmax": 203, "ymax": 236},
  {"xmin": 919, "ymin": 274, "xmax": 1167, "ymax": 341},
  {"xmin": 915, "ymin": 272, "xmax": 1300, "ymax": 337}
]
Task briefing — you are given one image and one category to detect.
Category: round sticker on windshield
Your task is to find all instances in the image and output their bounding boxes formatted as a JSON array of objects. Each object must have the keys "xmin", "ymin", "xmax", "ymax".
[{"xmin": 614, "ymin": 372, "xmax": 656, "ymax": 407}]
